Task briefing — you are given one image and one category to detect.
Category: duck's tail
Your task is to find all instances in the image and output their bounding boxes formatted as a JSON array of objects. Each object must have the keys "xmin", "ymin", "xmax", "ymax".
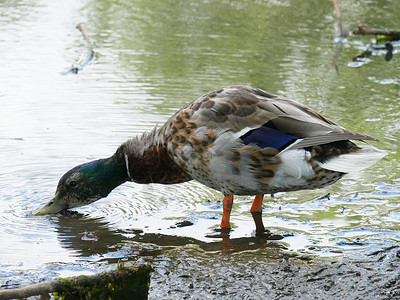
[{"xmin": 318, "ymin": 145, "xmax": 387, "ymax": 173}]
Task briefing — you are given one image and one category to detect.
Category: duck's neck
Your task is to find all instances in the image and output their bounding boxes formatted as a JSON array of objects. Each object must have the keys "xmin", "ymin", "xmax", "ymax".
[
  {"xmin": 75, "ymin": 149, "xmax": 130, "ymax": 201},
  {"xmin": 119, "ymin": 130, "xmax": 192, "ymax": 184},
  {"xmin": 97, "ymin": 149, "xmax": 131, "ymax": 196}
]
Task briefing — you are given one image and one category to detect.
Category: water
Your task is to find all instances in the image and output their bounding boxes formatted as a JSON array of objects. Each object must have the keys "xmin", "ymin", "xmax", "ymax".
[{"xmin": 0, "ymin": 0, "xmax": 399, "ymax": 292}]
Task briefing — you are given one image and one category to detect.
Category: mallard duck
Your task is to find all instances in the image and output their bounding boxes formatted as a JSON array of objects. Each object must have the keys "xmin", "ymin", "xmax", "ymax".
[{"xmin": 35, "ymin": 86, "xmax": 385, "ymax": 233}]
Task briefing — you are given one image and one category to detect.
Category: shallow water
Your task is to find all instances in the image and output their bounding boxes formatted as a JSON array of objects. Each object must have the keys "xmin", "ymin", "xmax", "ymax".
[{"xmin": 0, "ymin": 0, "xmax": 399, "ymax": 294}]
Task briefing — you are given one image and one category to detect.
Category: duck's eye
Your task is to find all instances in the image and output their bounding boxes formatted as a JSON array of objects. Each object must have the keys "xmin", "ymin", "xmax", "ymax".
[{"xmin": 69, "ymin": 181, "xmax": 77, "ymax": 188}]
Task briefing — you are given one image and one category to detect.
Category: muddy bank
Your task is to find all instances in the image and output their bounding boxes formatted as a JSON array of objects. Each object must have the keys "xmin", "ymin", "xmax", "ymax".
[
  {"xmin": 1, "ymin": 232, "xmax": 399, "ymax": 299},
  {"xmin": 149, "ymin": 245, "xmax": 400, "ymax": 300}
]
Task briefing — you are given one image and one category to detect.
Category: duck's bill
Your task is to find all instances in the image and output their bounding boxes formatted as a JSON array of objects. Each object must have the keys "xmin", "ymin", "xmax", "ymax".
[{"xmin": 34, "ymin": 194, "xmax": 66, "ymax": 216}]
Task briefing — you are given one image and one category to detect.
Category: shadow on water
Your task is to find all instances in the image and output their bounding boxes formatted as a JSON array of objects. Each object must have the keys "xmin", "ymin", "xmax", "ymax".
[{"xmin": 53, "ymin": 213, "xmax": 287, "ymax": 259}]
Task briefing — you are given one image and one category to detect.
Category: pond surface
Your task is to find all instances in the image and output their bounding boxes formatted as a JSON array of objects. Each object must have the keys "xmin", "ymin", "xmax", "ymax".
[{"xmin": 0, "ymin": 0, "xmax": 399, "ymax": 296}]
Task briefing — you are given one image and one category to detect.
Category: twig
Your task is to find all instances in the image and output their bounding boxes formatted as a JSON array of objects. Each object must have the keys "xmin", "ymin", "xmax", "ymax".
[
  {"xmin": 331, "ymin": 0, "xmax": 349, "ymax": 74},
  {"xmin": 76, "ymin": 23, "xmax": 92, "ymax": 46},
  {"xmin": 353, "ymin": 23, "xmax": 400, "ymax": 38},
  {"xmin": 62, "ymin": 23, "xmax": 94, "ymax": 75}
]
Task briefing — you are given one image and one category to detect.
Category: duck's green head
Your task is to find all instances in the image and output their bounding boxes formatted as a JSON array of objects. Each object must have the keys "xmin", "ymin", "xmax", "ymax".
[{"xmin": 35, "ymin": 151, "xmax": 129, "ymax": 215}]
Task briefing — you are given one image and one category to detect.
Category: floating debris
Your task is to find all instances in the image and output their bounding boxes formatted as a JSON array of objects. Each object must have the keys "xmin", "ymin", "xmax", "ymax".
[
  {"xmin": 62, "ymin": 23, "xmax": 94, "ymax": 75},
  {"xmin": 349, "ymin": 23, "xmax": 400, "ymax": 67}
]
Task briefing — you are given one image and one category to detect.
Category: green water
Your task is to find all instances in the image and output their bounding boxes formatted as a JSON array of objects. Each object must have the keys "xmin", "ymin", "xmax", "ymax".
[{"xmin": 0, "ymin": 0, "xmax": 399, "ymax": 294}]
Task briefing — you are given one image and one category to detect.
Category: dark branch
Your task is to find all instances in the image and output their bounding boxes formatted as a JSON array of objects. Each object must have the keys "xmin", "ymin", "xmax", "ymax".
[{"xmin": 353, "ymin": 23, "xmax": 400, "ymax": 38}]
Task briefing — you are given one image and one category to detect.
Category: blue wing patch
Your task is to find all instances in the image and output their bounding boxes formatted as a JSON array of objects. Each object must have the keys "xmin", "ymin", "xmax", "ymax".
[{"xmin": 240, "ymin": 125, "xmax": 298, "ymax": 150}]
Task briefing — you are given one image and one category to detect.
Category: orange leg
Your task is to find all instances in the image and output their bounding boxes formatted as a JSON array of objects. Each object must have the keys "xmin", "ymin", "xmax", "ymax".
[
  {"xmin": 220, "ymin": 195, "xmax": 234, "ymax": 229},
  {"xmin": 250, "ymin": 195, "xmax": 266, "ymax": 234},
  {"xmin": 250, "ymin": 194, "xmax": 264, "ymax": 213}
]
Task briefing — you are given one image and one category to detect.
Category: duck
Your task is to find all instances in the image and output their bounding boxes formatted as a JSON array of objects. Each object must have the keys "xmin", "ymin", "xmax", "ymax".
[{"xmin": 35, "ymin": 85, "xmax": 386, "ymax": 233}]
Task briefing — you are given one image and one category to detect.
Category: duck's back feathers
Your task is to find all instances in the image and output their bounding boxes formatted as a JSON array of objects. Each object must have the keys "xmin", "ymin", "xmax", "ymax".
[
  {"xmin": 187, "ymin": 86, "xmax": 377, "ymax": 151},
  {"xmin": 160, "ymin": 85, "xmax": 385, "ymax": 195}
]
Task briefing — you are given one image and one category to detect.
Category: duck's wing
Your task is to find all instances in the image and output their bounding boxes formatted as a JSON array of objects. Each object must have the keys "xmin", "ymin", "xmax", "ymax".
[{"xmin": 189, "ymin": 85, "xmax": 378, "ymax": 151}]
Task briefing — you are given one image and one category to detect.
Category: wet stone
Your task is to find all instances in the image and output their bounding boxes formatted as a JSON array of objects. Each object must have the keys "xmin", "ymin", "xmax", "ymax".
[{"xmin": 175, "ymin": 220, "xmax": 194, "ymax": 228}]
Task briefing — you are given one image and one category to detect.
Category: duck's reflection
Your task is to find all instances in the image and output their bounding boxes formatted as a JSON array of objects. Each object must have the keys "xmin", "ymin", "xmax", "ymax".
[{"xmin": 52, "ymin": 213, "xmax": 285, "ymax": 258}]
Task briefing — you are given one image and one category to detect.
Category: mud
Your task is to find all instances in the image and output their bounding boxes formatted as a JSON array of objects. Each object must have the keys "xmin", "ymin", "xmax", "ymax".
[{"xmin": 149, "ymin": 245, "xmax": 400, "ymax": 300}]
